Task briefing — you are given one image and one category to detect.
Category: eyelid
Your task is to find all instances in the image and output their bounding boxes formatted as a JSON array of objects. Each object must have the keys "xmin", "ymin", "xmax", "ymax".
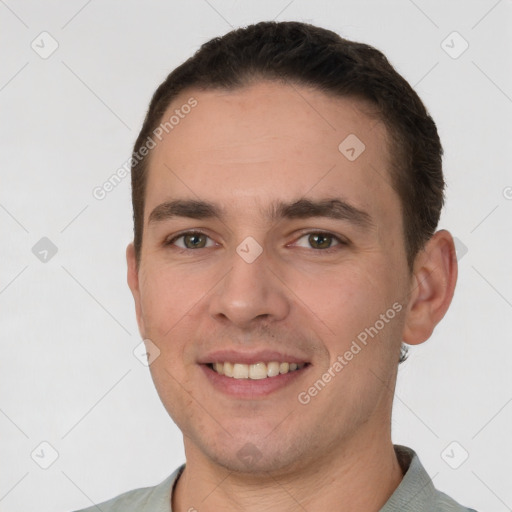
[
  {"xmin": 164, "ymin": 230, "xmax": 217, "ymax": 249},
  {"xmin": 164, "ymin": 229, "xmax": 348, "ymax": 253},
  {"xmin": 290, "ymin": 230, "xmax": 348, "ymax": 251}
]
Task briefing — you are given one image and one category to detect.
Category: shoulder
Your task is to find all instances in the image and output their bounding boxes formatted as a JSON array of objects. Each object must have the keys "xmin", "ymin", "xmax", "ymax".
[
  {"xmin": 435, "ymin": 490, "xmax": 479, "ymax": 512},
  {"xmin": 387, "ymin": 446, "xmax": 478, "ymax": 512},
  {"xmin": 70, "ymin": 466, "xmax": 184, "ymax": 512},
  {"xmin": 72, "ymin": 484, "xmax": 162, "ymax": 512}
]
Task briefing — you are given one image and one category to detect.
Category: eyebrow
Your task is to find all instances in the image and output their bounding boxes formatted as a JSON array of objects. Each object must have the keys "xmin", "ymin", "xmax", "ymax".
[{"xmin": 148, "ymin": 198, "xmax": 373, "ymax": 229}]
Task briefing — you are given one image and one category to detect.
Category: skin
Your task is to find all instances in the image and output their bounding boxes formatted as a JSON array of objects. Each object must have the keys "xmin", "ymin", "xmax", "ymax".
[{"xmin": 126, "ymin": 80, "xmax": 457, "ymax": 512}]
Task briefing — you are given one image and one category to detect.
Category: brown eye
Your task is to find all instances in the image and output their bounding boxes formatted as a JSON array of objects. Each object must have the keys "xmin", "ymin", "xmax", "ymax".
[
  {"xmin": 294, "ymin": 232, "xmax": 343, "ymax": 250},
  {"xmin": 308, "ymin": 233, "xmax": 334, "ymax": 249},
  {"xmin": 183, "ymin": 233, "xmax": 207, "ymax": 249},
  {"xmin": 166, "ymin": 232, "xmax": 214, "ymax": 250}
]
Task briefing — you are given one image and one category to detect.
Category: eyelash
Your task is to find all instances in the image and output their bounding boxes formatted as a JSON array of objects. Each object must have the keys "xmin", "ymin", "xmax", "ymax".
[{"xmin": 164, "ymin": 230, "xmax": 348, "ymax": 254}]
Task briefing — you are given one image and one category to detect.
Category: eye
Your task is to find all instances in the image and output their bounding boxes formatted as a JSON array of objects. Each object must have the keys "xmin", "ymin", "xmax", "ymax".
[
  {"xmin": 165, "ymin": 231, "xmax": 216, "ymax": 250},
  {"xmin": 293, "ymin": 231, "xmax": 346, "ymax": 251}
]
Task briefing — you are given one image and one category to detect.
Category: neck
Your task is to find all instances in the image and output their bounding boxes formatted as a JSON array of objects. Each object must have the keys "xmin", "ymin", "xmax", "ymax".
[{"xmin": 172, "ymin": 431, "xmax": 404, "ymax": 512}]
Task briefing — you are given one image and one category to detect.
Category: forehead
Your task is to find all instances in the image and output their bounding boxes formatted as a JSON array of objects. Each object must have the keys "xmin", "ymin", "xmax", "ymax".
[{"xmin": 145, "ymin": 81, "xmax": 399, "ymax": 227}]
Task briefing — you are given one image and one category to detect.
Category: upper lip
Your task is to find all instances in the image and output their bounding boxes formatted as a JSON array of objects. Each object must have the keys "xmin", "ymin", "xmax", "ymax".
[{"xmin": 198, "ymin": 349, "xmax": 310, "ymax": 365}]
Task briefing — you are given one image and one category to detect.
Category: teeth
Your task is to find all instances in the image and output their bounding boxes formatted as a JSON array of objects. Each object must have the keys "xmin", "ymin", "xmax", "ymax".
[
  {"xmin": 210, "ymin": 361, "xmax": 306, "ymax": 379},
  {"xmin": 233, "ymin": 363, "xmax": 249, "ymax": 379},
  {"xmin": 249, "ymin": 363, "xmax": 267, "ymax": 380},
  {"xmin": 224, "ymin": 362, "xmax": 234, "ymax": 378},
  {"xmin": 267, "ymin": 361, "xmax": 280, "ymax": 377}
]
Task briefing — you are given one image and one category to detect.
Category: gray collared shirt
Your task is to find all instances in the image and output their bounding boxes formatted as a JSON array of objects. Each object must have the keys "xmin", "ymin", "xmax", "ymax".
[{"xmin": 72, "ymin": 445, "xmax": 478, "ymax": 511}]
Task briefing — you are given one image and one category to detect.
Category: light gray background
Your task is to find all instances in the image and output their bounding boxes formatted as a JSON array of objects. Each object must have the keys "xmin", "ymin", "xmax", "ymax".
[{"xmin": 1, "ymin": 1, "xmax": 511, "ymax": 511}]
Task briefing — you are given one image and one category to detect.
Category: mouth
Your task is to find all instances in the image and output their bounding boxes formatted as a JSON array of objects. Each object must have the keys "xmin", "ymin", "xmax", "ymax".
[
  {"xmin": 199, "ymin": 359, "xmax": 311, "ymax": 399},
  {"xmin": 206, "ymin": 361, "xmax": 309, "ymax": 379}
]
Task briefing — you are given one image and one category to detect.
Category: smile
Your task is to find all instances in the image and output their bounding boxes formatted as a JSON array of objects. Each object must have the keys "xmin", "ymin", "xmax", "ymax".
[{"xmin": 208, "ymin": 361, "xmax": 307, "ymax": 379}]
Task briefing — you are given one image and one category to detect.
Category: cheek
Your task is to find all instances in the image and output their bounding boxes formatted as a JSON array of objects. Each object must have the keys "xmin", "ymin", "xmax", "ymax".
[
  {"xmin": 300, "ymin": 262, "xmax": 403, "ymax": 361},
  {"xmin": 139, "ymin": 264, "xmax": 218, "ymax": 378},
  {"xmin": 296, "ymin": 265, "xmax": 381, "ymax": 334},
  {"xmin": 139, "ymin": 266, "xmax": 200, "ymax": 338}
]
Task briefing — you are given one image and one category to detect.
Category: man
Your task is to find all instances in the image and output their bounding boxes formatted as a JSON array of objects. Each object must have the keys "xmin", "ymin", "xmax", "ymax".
[{"xmin": 75, "ymin": 21, "xmax": 477, "ymax": 512}]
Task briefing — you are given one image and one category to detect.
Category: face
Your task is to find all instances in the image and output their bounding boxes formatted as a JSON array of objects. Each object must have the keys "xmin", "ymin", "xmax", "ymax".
[{"xmin": 127, "ymin": 81, "xmax": 415, "ymax": 476}]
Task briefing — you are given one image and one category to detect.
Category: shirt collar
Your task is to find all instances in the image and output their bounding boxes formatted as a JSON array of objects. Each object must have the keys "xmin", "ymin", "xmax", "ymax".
[{"xmin": 379, "ymin": 445, "xmax": 439, "ymax": 511}]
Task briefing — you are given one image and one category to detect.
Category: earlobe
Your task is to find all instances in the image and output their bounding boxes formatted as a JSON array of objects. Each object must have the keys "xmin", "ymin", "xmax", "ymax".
[
  {"xmin": 126, "ymin": 242, "xmax": 145, "ymax": 337},
  {"xmin": 402, "ymin": 230, "xmax": 458, "ymax": 345}
]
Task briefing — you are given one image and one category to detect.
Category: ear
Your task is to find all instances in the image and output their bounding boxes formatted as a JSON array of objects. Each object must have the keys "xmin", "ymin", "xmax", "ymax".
[
  {"xmin": 402, "ymin": 230, "xmax": 458, "ymax": 345},
  {"xmin": 126, "ymin": 242, "xmax": 146, "ymax": 338}
]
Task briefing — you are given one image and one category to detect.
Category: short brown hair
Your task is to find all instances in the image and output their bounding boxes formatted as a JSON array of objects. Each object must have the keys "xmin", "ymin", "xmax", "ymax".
[{"xmin": 130, "ymin": 21, "xmax": 446, "ymax": 363}]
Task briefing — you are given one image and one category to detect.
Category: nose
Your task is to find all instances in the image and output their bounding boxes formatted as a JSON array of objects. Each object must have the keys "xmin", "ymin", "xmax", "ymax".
[{"xmin": 208, "ymin": 242, "xmax": 290, "ymax": 329}]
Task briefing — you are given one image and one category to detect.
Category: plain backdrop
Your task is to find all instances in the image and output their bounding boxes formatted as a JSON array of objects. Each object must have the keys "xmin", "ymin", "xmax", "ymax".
[{"xmin": 1, "ymin": 1, "xmax": 511, "ymax": 511}]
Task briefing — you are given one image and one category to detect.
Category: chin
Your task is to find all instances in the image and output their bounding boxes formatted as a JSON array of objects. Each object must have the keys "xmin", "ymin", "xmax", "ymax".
[
  {"xmin": 197, "ymin": 431, "xmax": 321, "ymax": 477},
  {"xmin": 210, "ymin": 449, "xmax": 294, "ymax": 475}
]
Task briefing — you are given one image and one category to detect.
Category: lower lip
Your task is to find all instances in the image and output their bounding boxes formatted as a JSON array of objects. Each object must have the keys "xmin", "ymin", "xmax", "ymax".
[{"xmin": 200, "ymin": 364, "xmax": 310, "ymax": 399}]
